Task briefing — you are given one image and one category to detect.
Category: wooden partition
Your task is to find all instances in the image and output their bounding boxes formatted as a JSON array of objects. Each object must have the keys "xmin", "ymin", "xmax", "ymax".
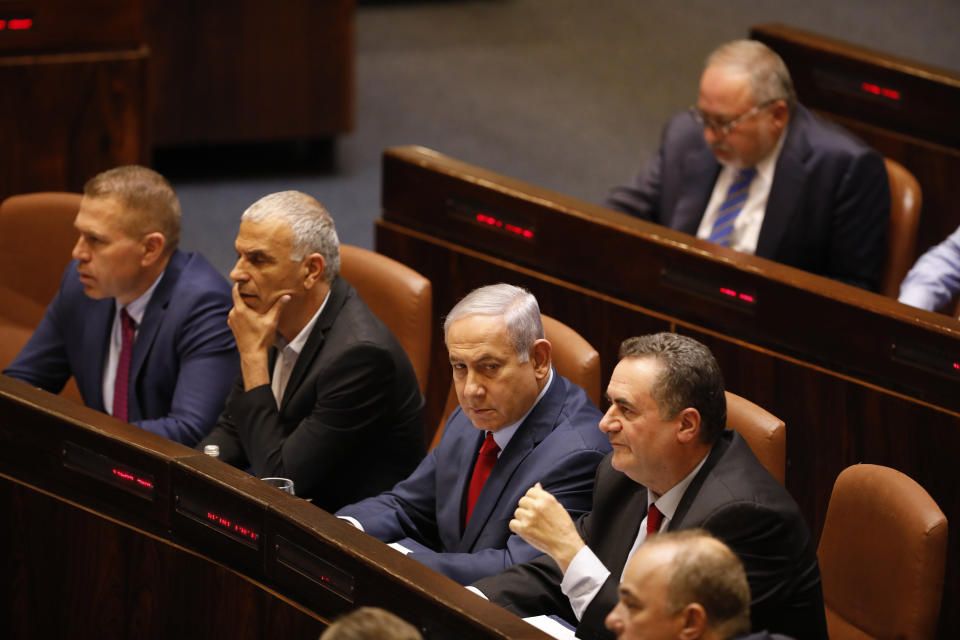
[
  {"xmin": 377, "ymin": 146, "xmax": 960, "ymax": 639},
  {"xmin": 750, "ymin": 23, "xmax": 960, "ymax": 256},
  {"xmin": 0, "ymin": 375, "xmax": 550, "ymax": 640}
]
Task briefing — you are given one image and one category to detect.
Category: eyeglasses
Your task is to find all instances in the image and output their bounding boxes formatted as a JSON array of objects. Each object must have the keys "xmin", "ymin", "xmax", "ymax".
[{"xmin": 689, "ymin": 99, "xmax": 780, "ymax": 137}]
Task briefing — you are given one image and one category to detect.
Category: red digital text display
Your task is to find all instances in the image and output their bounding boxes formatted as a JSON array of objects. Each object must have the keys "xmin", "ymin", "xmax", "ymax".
[
  {"xmin": 0, "ymin": 18, "xmax": 33, "ymax": 30},
  {"xmin": 475, "ymin": 213, "xmax": 534, "ymax": 239},
  {"xmin": 719, "ymin": 287, "xmax": 756, "ymax": 304},
  {"xmin": 861, "ymin": 82, "xmax": 900, "ymax": 101},
  {"xmin": 206, "ymin": 511, "xmax": 259, "ymax": 543},
  {"xmin": 111, "ymin": 467, "xmax": 154, "ymax": 490}
]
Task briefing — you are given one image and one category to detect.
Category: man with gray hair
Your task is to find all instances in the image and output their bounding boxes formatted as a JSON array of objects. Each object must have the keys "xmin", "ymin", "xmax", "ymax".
[
  {"xmin": 474, "ymin": 332, "xmax": 826, "ymax": 639},
  {"xmin": 605, "ymin": 530, "xmax": 791, "ymax": 640},
  {"xmin": 337, "ymin": 284, "xmax": 610, "ymax": 585},
  {"xmin": 607, "ymin": 39, "xmax": 889, "ymax": 291},
  {"xmin": 5, "ymin": 165, "xmax": 237, "ymax": 445},
  {"xmin": 200, "ymin": 191, "xmax": 425, "ymax": 510}
]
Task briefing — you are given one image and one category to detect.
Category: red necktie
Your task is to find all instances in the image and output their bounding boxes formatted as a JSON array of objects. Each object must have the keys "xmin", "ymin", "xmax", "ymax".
[
  {"xmin": 112, "ymin": 308, "xmax": 136, "ymax": 422},
  {"xmin": 465, "ymin": 432, "xmax": 500, "ymax": 526},
  {"xmin": 647, "ymin": 503, "xmax": 664, "ymax": 536}
]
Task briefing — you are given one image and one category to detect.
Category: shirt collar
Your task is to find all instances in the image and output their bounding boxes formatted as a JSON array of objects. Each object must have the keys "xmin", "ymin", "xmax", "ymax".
[
  {"xmin": 275, "ymin": 289, "xmax": 331, "ymax": 356},
  {"xmin": 116, "ymin": 270, "xmax": 164, "ymax": 326},
  {"xmin": 755, "ymin": 122, "xmax": 788, "ymax": 185},
  {"xmin": 647, "ymin": 452, "xmax": 710, "ymax": 527},
  {"xmin": 489, "ymin": 367, "xmax": 555, "ymax": 452}
]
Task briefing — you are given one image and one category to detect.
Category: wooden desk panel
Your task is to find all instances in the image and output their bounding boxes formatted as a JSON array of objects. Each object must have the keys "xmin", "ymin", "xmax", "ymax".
[{"xmin": 0, "ymin": 376, "xmax": 552, "ymax": 640}]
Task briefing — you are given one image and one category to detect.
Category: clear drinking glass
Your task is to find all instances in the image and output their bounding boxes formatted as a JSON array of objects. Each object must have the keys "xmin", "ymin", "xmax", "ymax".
[{"xmin": 262, "ymin": 477, "xmax": 295, "ymax": 495}]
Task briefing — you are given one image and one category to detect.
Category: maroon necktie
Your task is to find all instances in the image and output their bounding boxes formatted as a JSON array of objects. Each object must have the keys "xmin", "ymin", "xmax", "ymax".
[
  {"xmin": 112, "ymin": 308, "xmax": 136, "ymax": 422},
  {"xmin": 647, "ymin": 503, "xmax": 664, "ymax": 536},
  {"xmin": 465, "ymin": 432, "xmax": 500, "ymax": 526}
]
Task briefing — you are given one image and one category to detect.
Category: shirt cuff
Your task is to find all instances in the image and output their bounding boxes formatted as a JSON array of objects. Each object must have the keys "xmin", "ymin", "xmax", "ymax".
[
  {"xmin": 560, "ymin": 546, "xmax": 610, "ymax": 621},
  {"xmin": 465, "ymin": 586, "xmax": 488, "ymax": 599},
  {"xmin": 337, "ymin": 515, "xmax": 364, "ymax": 532}
]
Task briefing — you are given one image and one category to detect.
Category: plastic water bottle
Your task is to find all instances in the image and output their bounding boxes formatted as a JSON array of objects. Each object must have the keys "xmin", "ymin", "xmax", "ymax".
[{"xmin": 203, "ymin": 444, "xmax": 220, "ymax": 458}]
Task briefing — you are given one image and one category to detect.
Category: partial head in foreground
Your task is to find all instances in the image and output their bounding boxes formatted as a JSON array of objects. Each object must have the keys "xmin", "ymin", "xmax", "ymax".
[
  {"xmin": 319, "ymin": 606, "xmax": 423, "ymax": 640},
  {"xmin": 605, "ymin": 530, "xmax": 751, "ymax": 640}
]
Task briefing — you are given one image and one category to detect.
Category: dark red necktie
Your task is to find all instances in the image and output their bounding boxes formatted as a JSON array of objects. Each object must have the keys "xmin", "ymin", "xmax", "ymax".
[
  {"xmin": 647, "ymin": 503, "xmax": 664, "ymax": 536},
  {"xmin": 112, "ymin": 308, "xmax": 136, "ymax": 422},
  {"xmin": 465, "ymin": 432, "xmax": 500, "ymax": 526}
]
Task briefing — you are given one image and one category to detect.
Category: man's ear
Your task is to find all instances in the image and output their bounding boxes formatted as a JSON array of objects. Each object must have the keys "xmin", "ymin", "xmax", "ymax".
[
  {"xmin": 302, "ymin": 253, "xmax": 326, "ymax": 289},
  {"xmin": 140, "ymin": 232, "xmax": 166, "ymax": 267},
  {"xmin": 675, "ymin": 407, "xmax": 702, "ymax": 444},
  {"xmin": 677, "ymin": 602, "xmax": 707, "ymax": 640},
  {"xmin": 531, "ymin": 339, "xmax": 552, "ymax": 380}
]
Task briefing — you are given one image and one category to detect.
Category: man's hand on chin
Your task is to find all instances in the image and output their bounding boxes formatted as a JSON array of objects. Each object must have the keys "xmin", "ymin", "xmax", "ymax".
[
  {"xmin": 229, "ymin": 284, "xmax": 292, "ymax": 390},
  {"xmin": 509, "ymin": 482, "xmax": 585, "ymax": 572}
]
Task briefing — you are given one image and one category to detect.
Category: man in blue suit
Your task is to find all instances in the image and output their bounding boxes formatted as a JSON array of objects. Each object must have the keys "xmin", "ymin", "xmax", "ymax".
[
  {"xmin": 4, "ymin": 166, "xmax": 238, "ymax": 446},
  {"xmin": 337, "ymin": 284, "xmax": 611, "ymax": 585},
  {"xmin": 606, "ymin": 40, "xmax": 889, "ymax": 291}
]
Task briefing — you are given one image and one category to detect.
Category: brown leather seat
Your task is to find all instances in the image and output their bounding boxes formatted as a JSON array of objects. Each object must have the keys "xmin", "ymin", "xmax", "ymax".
[
  {"xmin": 430, "ymin": 314, "xmax": 601, "ymax": 450},
  {"xmin": 338, "ymin": 244, "xmax": 432, "ymax": 394},
  {"xmin": 0, "ymin": 192, "xmax": 83, "ymax": 402},
  {"xmin": 881, "ymin": 158, "xmax": 923, "ymax": 298},
  {"xmin": 818, "ymin": 464, "xmax": 947, "ymax": 640},
  {"xmin": 724, "ymin": 391, "xmax": 785, "ymax": 484}
]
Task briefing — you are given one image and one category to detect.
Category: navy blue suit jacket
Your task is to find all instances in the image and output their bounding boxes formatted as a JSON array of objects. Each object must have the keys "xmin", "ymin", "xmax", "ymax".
[
  {"xmin": 337, "ymin": 373, "xmax": 611, "ymax": 585},
  {"xmin": 606, "ymin": 104, "xmax": 890, "ymax": 291},
  {"xmin": 4, "ymin": 250, "xmax": 238, "ymax": 445}
]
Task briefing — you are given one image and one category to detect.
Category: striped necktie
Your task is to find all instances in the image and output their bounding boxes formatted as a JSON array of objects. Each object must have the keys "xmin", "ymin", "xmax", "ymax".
[{"xmin": 709, "ymin": 167, "xmax": 757, "ymax": 246}]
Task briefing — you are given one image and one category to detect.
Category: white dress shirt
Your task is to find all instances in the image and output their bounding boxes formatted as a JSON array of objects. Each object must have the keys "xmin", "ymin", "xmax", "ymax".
[
  {"xmin": 696, "ymin": 128, "xmax": 788, "ymax": 254},
  {"xmin": 271, "ymin": 290, "xmax": 330, "ymax": 405}
]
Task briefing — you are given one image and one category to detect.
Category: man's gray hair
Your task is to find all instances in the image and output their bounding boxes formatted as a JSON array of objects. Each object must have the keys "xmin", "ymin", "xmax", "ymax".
[
  {"xmin": 443, "ymin": 284, "xmax": 544, "ymax": 362},
  {"xmin": 242, "ymin": 190, "xmax": 340, "ymax": 281},
  {"xmin": 706, "ymin": 39, "xmax": 796, "ymax": 110}
]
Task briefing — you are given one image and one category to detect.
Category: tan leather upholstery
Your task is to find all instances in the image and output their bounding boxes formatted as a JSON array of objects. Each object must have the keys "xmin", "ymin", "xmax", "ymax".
[
  {"xmin": 724, "ymin": 391, "xmax": 785, "ymax": 484},
  {"xmin": 338, "ymin": 244, "xmax": 432, "ymax": 394},
  {"xmin": 881, "ymin": 158, "xmax": 923, "ymax": 298},
  {"xmin": 430, "ymin": 313, "xmax": 601, "ymax": 451},
  {"xmin": 818, "ymin": 464, "xmax": 947, "ymax": 640},
  {"xmin": 0, "ymin": 192, "xmax": 83, "ymax": 402}
]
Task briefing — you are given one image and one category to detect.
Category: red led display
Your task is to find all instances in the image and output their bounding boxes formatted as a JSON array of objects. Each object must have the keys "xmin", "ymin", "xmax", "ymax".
[
  {"xmin": 719, "ymin": 287, "xmax": 756, "ymax": 304},
  {"xmin": 206, "ymin": 510, "xmax": 259, "ymax": 543},
  {"xmin": 475, "ymin": 213, "xmax": 534, "ymax": 239},
  {"xmin": 10, "ymin": 18, "xmax": 33, "ymax": 30},
  {"xmin": 861, "ymin": 82, "xmax": 900, "ymax": 101},
  {"xmin": 111, "ymin": 467, "xmax": 154, "ymax": 490},
  {"xmin": 0, "ymin": 20, "xmax": 5, "ymax": 30}
]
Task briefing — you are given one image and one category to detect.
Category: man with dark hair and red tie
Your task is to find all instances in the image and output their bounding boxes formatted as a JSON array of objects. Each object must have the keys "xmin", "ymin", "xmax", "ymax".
[
  {"xmin": 337, "ymin": 284, "xmax": 611, "ymax": 585},
  {"xmin": 606, "ymin": 40, "xmax": 889, "ymax": 291},
  {"xmin": 5, "ymin": 165, "xmax": 238, "ymax": 446},
  {"xmin": 472, "ymin": 333, "xmax": 827, "ymax": 640}
]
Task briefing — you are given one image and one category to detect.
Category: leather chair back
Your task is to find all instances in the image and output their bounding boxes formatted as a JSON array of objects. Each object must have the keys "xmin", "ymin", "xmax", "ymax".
[
  {"xmin": 818, "ymin": 464, "xmax": 947, "ymax": 640},
  {"xmin": 431, "ymin": 314, "xmax": 601, "ymax": 450},
  {"xmin": 881, "ymin": 158, "xmax": 923, "ymax": 298},
  {"xmin": 338, "ymin": 244, "xmax": 432, "ymax": 394},
  {"xmin": 724, "ymin": 391, "xmax": 785, "ymax": 484},
  {"xmin": 0, "ymin": 192, "xmax": 83, "ymax": 402}
]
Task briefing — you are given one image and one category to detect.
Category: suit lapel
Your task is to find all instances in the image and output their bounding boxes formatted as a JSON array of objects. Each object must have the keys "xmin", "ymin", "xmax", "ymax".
[
  {"xmin": 458, "ymin": 372, "xmax": 565, "ymax": 550},
  {"xmin": 279, "ymin": 276, "xmax": 349, "ymax": 409},
  {"xmin": 127, "ymin": 251, "xmax": 185, "ymax": 421},
  {"xmin": 84, "ymin": 298, "xmax": 116, "ymax": 412},
  {"xmin": 671, "ymin": 431, "xmax": 732, "ymax": 529},
  {"xmin": 756, "ymin": 115, "xmax": 811, "ymax": 258},
  {"xmin": 672, "ymin": 149, "xmax": 720, "ymax": 234}
]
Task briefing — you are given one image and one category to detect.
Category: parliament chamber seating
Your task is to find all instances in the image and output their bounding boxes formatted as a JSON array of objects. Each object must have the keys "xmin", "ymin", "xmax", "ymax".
[
  {"xmin": 430, "ymin": 313, "xmax": 602, "ymax": 450},
  {"xmin": 818, "ymin": 464, "xmax": 947, "ymax": 640},
  {"xmin": 881, "ymin": 158, "xmax": 923, "ymax": 298},
  {"xmin": 724, "ymin": 392, "xmax": 786, "ymax": 485},
  {"xmin": 0, "ymin": 192, "xmax": 83, "ymax": 402},
  {"xmin": 338, "ymin": 244, "xmax": 433, "ymax": 395}
]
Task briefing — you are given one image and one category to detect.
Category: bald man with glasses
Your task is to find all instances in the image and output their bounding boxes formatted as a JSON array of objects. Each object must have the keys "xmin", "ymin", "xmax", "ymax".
[{"xmin": 607, "ymin": 39, "xmax": 889, "ymax": 292}]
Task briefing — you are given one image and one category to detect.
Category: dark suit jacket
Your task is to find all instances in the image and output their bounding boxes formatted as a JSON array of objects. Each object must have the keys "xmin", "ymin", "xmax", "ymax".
[
  {"xmin": 337, "ymin": 374, "xmax": 611, "ymax": 585},
  {"xmin": 4, "ymin": 250, "xmax": 238, "ymax": 446},
  {"xmin": 606, "ymin": 104, "xmax": 890, "ymax": 291},
  {"xmin": 473, "ymin": 431, "xmax": 827, "ymax": 640},
  {"xmin": 201, "ymin": 275, "xmax": 426, "ymax": 512}
]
